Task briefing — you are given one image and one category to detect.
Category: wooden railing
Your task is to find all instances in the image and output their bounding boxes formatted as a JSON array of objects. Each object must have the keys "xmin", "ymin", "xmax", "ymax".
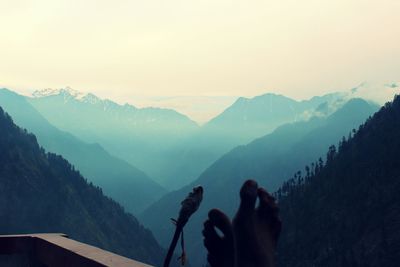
[{"xmin": 0, "ymin": 233, "xmax": 153, "ymax": 267}]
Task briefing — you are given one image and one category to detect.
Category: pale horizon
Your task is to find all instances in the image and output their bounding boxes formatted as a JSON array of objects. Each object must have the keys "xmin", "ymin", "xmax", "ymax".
[
  {"xmin": 2, "ymin": 81, "xmax": 398, "ymax": 124},
  {"xmin": 1, "ymin": 0, "xmax": 399, "ymax": 122}
]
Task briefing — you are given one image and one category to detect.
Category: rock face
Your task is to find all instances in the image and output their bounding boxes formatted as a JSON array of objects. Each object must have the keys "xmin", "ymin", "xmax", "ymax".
[
  {"xmin": 0, "ymin": 106, "xmax": 167, "ymax": 266},
  {"xmin": 277, "ymin": 96, "xmax": 400, "ymax": 267}
]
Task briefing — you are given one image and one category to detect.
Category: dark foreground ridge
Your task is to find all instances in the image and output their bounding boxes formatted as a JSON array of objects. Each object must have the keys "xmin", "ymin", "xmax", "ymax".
[{"xmin": 277, "ymin": 95, "xmax": 400, "ymax": 267}]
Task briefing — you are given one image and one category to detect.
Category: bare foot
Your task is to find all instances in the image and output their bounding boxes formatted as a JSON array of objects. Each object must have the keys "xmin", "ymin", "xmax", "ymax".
[
  {"xmin": 203, "ymin": 209, "xmax": 235, "ymax": 267},
  {"xmin": 233, "ymin": 180, "xmax": 281, "ymax": 267},
  {"xmin": 202, "ymin": 180, "xmax": 281, "ymax": 267}
]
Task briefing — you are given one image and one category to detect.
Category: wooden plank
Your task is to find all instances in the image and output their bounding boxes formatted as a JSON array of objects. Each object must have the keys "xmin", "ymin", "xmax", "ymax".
[{"xmin": 0, "ymin": 234, "xmax": 154, "ymax": 267}]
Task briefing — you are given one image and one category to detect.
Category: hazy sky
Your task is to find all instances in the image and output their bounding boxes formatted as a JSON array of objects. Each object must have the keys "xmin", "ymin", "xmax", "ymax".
[{"xmin": 0, "ymin": 0, "xmax": 399, "ymax": 121}]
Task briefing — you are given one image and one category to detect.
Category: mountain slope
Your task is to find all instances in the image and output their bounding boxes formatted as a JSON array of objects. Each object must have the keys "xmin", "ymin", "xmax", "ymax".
[
  {"xmin": 277, "ymin": 95, "xmax": 400, "ymax": 267},
  {"xmin": 141, "ymin": 98, "xmax": 378, "ymax": 266},
  {"xmin": 0, "ymin": 106, "xmax": 165, "ymax": 266},
  {"xmin": 0, "ymin": 89, "xmax": 166, "ymax": 214},
  {"xmin": 206, "ymin": 92, "xmax": 341, "ymax": 139},
  {"xmin": 28, "ymin": 87, "xmax": 198, "ymax": 185},
  {"xmin": 164, "ymin": 92, "xmax": 344, "ymax": 189}
]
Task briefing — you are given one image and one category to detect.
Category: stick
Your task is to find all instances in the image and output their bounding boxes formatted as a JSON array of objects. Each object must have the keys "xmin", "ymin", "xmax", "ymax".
[{"xmin": 163, "ymin": 186, "xmax": 203, "ymax": 267}]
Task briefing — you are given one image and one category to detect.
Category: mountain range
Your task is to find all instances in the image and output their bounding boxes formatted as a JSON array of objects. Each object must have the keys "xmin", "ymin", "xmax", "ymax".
[
  {"xmin": 2, "ymin": 86, "xmax": 353, "ymax": 215},
  {"xmin": 28, "ymin": 87, "xmax": 199, "ymax": 186},
  {"xmin": 0, "ymin": 83, "xmax": 398, "ymax": 266},
  {"xmin": 26, "ymin": 87, "xmax": 348, "ymax": 189},
  {"xmin": 144, "ymin": 82, "xmax": 398, "ymax": 189},
  {"xmin": 0, "ymin": 89, "xmax": 166, "ymax": 214},
  {"xmin": 165, "ymin": 92, "xmax": 345, "ymax": 188}
]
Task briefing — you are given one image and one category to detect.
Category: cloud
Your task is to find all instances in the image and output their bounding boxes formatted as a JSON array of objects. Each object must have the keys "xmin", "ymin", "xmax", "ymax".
[
  {"xmin": 297, "ymin": 81, "xmax": 400, "ymax": 122},
  {"xmin": 347, "ymin": 82, "xmax": 400, "ymax": 105}
]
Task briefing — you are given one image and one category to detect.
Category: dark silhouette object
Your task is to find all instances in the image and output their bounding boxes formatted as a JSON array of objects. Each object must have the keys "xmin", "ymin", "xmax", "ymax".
[
  {"xmin": 164, "ymin": 186, "xmax": 204, "ymax": 267},
  {"xmin": 203, "ymin": 180, "xmax": 281, "ymax": 267}
]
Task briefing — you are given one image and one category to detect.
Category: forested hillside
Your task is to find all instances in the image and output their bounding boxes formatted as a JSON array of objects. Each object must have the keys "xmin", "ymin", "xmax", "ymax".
[
  {"xmin": 277, "ymin": 95, "xmax": 400, "ymax": 267},
  {"xmin": 0, "ymin": 106, "xmax": 166, "ymax": 266}
]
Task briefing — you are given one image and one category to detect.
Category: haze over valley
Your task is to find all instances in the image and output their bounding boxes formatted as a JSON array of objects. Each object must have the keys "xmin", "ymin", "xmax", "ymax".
[{"xmin": 4, "ymin": 82, "xmax": 398, "ymax": 191}]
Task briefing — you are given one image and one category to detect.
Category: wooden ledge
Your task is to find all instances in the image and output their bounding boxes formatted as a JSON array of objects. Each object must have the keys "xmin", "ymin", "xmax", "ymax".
[{"xmin": 0, "ymin": 234, "xmax": 153, "ymax": 267}]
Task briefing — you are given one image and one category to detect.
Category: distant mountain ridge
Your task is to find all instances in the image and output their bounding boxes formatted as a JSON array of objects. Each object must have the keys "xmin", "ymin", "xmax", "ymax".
[
  {"xmin": 33, "ymin": 87, "xmax": 88, "ymax": 99},
  {"xmin": 165, "ymin": 92, "xmax": 345, "ymax": 188},
  {"xmin": 164, "ymin": 83, "xmax": 398, "ymax": 188},
  {"xmin": 19, "ymin": 85, "xmax": 395, "ymax": 189},
  {"xmin": 0, "ymin": 88, "xmax": 166, "ymax": 214},
  {"xmin": 207, "ymin": 92, "xmax": 342, "ymax": 131},
  {"xmin": 31, "ymin": 87, "xmax": 198, "ymax": 127},
  {"xmin": 28, "ymin": 87, "xmax": 199, "ymax": 184}
]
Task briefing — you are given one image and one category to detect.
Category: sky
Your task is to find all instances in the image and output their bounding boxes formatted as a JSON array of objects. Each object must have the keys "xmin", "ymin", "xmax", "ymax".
[{"xmin": 0, "ymin": 0, "xmax": 399, "ymax": 122}]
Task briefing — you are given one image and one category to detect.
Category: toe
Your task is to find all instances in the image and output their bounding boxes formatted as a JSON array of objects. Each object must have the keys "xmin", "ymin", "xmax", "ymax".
[
  {"xmin": 257, "ymin": 187, "xmax": 278, "ymax": 215},
  {"xmin": 238, "ymin": 179, "xmax": 258, "ymax": 215},
  {"xmin": 257, "ymin": 187, "xmax": 282, "ymax": 241},
  {"xmin": 203, "ymin": 220, "xmax": 222, "ymax": 251},
  {"xmin": 208, "ymin": 209, "xmax": 233, "ymax": 241},
  {"xmin": 203, "ymin": 211, "xmax": 235, "ymax": 267}
]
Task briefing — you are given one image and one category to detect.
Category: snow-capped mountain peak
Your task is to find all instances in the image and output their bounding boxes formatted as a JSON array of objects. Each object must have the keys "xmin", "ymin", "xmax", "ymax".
[
  {"xmin": 32, "ymin": 88, "xmax": 61, "ymax": 98},
  {"xmin": 32, "ymin": 87, "xmax": 88, "ymax": 100},
  {"xmin": 81, "ymin": 93, "xmax": 102, "ymax": 104},
  {"xmin": 31, "ymin": 87, "xmax": 131, "ymax": 110}
]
